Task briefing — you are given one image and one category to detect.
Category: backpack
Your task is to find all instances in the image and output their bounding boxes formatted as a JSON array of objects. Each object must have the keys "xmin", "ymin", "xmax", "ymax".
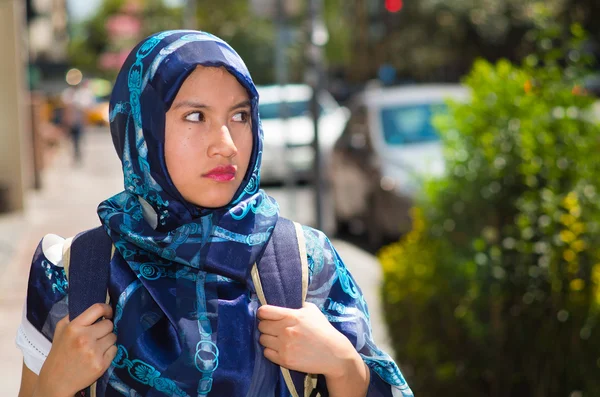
[{"xmin": 63, "ymin": 217, "xmax": 328, "ymax": 397}]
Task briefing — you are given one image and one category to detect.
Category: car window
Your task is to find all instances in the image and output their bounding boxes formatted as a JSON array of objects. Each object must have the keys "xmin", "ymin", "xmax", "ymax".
[
  {"xmin": 380, "ymin": 103, "xmax": 446, "ymax": 145},
  {"xmin": 258, "ymin": 100, "xmax": 324, "ymax": 120}
]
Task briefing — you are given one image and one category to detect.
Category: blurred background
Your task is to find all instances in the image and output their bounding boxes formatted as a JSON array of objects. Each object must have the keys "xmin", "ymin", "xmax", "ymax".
[{"xmin": 1, "ymin": 0, "xmax": 600, "ymax": 395}]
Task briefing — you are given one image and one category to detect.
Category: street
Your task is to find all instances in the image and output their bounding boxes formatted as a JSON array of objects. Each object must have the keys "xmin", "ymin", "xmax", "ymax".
[{"xmin": 0, "ymin": 126, "xmax": 393, "ymax": 395}]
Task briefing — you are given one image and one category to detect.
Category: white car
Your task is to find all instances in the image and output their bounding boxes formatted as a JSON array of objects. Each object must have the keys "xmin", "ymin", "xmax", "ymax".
[
  {"xmin": 330, "ymin": 84, "xmax": 469, "ymax": 247},
  {"xmin": 256, "ymin": 84, "xmax": 350, "ymax": 184}
]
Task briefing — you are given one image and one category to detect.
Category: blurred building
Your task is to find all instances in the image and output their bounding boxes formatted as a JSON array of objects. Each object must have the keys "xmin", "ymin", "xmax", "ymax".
[
  {"xmin": 26, "ymin": 0, "xmax": 70, "ymax": 92},
  {"xmin": 0, "ymin": 0, "xmax": 68, "ymax": 214},
  {"xmin": 0, "ymin": 1, "xmax": 31, "ymax": 213}
]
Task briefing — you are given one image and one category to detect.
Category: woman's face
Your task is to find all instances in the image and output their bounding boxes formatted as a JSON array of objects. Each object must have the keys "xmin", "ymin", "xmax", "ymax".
[{"xmin": 165, "ymin": 66, "xmax": 253, "ymax": 208}]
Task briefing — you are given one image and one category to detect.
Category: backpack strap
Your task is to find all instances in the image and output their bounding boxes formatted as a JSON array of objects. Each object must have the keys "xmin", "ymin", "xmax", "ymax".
[
  {"xmin": 63, "ymin": 222, "xmax": 325, "ymax": 396},
  {"xmin": 253, "ymin": 218, "xmax": 307, "ymax": 308},
  {"xmin": 63, "ymin": 225, "xmax": 113, "ymax": 397},
  {"xmin": 66, "ymin": 226, "xmax": 113, "ymax": 321},
  {"xmin": 251, "ymin": 218, "xmax": 324, "ymax": 397}
]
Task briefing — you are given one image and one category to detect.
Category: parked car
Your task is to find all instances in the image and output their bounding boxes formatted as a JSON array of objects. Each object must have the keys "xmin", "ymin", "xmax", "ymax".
[
  {"xmin": 329, "ymin": 84, "xmax": 468, "ymax": 248},
  {"xmin": 257, "ymin": 84, "xmax": 349, "ymax": 184},
  {"xmin": 86, "ymin": 96, "xmax": 110, "ymax": 126}
]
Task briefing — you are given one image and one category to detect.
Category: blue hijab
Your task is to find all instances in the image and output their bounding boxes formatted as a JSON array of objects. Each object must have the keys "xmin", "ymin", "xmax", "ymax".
[{"xmin": 97, "ymin": 31, "xmax": 279, "ymax": 396}]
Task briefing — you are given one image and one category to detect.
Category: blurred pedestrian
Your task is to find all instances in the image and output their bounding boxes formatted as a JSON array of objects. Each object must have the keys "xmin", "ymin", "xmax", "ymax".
[
  {"xmin": 61, "ymin": 81, "xmax": 93, "ymax": 166},
  {"xmin": 15, "ymin": 31, "xmax": 413, "ymax": 397}
]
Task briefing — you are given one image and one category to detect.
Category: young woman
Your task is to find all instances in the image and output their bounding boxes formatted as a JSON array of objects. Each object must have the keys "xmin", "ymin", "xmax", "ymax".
[{"xmin": 16, "ymin": 30, "xmax": 413, "ymax": 397}]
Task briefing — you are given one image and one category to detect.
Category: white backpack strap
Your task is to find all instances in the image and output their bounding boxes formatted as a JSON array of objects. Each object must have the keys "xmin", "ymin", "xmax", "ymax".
[
  {"xmin": 294, "ymin": 221, "xmax": 309, "ymax": 303},
  {"xmin": 62, "ymin": 236, "xmax": 74, "ymax": 280}
]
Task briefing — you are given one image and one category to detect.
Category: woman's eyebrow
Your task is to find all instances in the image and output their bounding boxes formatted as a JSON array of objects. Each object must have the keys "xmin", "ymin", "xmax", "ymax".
[
  {"xmin": 172, "ymin": 99, "xmax": 251, "ymax": 111},
  {"xmin": 172, "ymin": 100, "xmax": 209, "ymax": 110},
  {"xmin": 229, "ymin": 99, "xmax": 251, "ymax": 111}
]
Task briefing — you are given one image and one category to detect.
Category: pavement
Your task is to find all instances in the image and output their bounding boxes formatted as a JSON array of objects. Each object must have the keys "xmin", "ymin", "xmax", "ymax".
[{"xmin": 0, "ymin": 127, "xmax": 392, "ymax": 395}]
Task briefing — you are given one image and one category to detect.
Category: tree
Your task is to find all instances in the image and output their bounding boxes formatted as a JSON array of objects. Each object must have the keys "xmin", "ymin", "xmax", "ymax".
[
  {"xmin": 190, "ymin": 0, "xmax": 279, "ymax": 84},
  {"xmin": 379, "ymin": 22, "xmax": 600, "ymax": 396},
  {"xmin": 344, "ymin": 0, "xmax": 600, "ymax": 83},
  {"xmin": 68, "ymin": 0, "xmax": 183, "ymax": 80}
]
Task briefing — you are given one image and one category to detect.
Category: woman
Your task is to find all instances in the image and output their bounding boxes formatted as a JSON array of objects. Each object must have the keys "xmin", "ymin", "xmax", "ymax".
[{"xmin": 16, "ymin": 30, "xmax": 413, "ymax": 397}]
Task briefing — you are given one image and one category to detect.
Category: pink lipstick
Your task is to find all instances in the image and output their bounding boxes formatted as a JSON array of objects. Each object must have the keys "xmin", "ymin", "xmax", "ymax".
[{"xmin": 203, "ymin": 165, "xmax": 237, "ymax": 182}]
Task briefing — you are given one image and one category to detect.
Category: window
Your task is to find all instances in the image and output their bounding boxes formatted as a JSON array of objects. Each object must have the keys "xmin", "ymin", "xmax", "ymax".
[
  {"xmin": 258, "ymin": 100, "xmax": 324, "ymax": 120},
  {"xmin": 380, "ymin": 103, "xmax": 446, "ymax": 145}
]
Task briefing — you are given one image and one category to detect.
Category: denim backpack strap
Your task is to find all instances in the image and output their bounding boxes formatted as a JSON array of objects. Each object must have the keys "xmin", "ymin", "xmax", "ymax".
[
  {"xmin": 67, "ymin": 226, "xmax": 113, "ymax": 321},
  {"xmin": 251, "ymin": 218, "xmax": 326, "ymax": 397},
  {"xmin": 63, "ymin": 225, "xmax": 113, "ymax": 397},
  {"xmin": 256, "ymin": 218, "xmax": 305, "ymax": 309}
]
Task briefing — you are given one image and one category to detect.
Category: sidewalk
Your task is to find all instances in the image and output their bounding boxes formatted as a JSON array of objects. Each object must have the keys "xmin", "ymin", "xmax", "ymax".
[
  {"xmin": 0, "ymin": 128, "xmax": 123, "ymax": 395},
  {"xmin": 0, "ymin": 128, "xmax": 392, "ymax": 395}
]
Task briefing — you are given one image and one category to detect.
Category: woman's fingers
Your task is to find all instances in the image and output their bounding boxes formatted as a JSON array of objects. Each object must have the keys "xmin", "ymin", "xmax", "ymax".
[
  {"xmin": 257, "ymin": 319, "xmax": 270, "ymax": 335},
  {"xmin": 40, "ymin": 305, "xmax": 118, "ymax": 396},
  {"xmin": 97, "ymin": 332, "xmax": 117, "ymax": 354},
  {"xmin": 90, "ymin": 319, "xmax": 114, "ymax": 339},
  {"xmin": 55, "ymin": 314, "xmax": 70, "ymax": 331},
  {"xmin": 258, "ymin": 318, "xmax": 283, "ymax": 336},
  {"xmin": 103, "ymin": 344, "xmax": 118, "ymax": 368},
  {"xmin": 263, "ymin": 347, "xmax": 281, "ymax": 366},
  {"xmin": 257, "ymin": 305, "xmax": 294, "ymax": 321},
  {"xmin": 259, "ymin": 334, "xmax": 280, "ymax": 352},
  {"xmin": 257, "ymin": 305, "xmax": 299, "ymax": 337},
  {"xmin": 71, "ymin": 303, "xmax": 113, "ymax": 326}
]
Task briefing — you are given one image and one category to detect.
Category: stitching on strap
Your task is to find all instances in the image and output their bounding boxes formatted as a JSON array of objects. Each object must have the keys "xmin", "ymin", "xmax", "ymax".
[
  {"xmin": 251, "ymin": 264, "xmax": 266, "ymax": 305},
  {"xmin": 293, "ymin": 222, "xmax": 309, "ymax": 303}
]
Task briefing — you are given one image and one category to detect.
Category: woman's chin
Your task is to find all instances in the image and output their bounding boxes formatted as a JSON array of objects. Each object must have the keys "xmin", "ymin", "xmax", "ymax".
[{"xmin": 188, "ymin": 193, "xmax": 236, "ymax": 209}]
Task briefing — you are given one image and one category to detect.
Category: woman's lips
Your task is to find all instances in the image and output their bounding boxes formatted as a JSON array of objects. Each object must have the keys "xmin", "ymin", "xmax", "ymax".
[{"xmin": 203, "ymin": 165, "xmax": 237, "ymax": 182}]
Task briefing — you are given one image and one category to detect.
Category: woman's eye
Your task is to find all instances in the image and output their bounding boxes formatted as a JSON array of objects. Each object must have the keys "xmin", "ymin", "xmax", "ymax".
[
  {"xmin": 232, "ymin": 111, "xmax": 250, "ymax": 123},
  {"xmin": 184, "ymin": 111, "xmax": 204, "ymax": 122}
]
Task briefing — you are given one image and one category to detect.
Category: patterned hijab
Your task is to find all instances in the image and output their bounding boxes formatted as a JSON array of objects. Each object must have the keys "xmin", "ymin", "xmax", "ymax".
[
  {"xmin": 99, "ymin": 30, "xmax": 278, "ymax": 272},
  {"xmin": 96, "ymin": 31, "xmax": 279, "ymax": 395}
]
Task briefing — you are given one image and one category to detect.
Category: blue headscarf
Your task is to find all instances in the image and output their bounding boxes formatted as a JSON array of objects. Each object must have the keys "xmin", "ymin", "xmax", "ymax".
[{"xmin": 97, "ymin": 31, "xmax": 279, "ymax": 395}]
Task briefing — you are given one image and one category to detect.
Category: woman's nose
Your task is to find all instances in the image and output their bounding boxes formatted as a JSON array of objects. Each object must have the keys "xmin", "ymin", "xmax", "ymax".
[{"xmin": 207, "ymin": 124, "xmax": 237, "ymax": 158}]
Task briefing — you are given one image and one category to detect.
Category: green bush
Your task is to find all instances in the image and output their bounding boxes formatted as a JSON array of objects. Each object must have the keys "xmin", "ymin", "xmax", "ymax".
[{"xmin": 380, "ymin": 24, "xmax": 600, "ymax": 397}]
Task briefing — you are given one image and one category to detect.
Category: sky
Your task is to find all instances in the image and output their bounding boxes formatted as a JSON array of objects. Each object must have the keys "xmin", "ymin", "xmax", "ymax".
[{"xmin": 67, "ymin": 0, "xmax": 185, "ymax": 21}]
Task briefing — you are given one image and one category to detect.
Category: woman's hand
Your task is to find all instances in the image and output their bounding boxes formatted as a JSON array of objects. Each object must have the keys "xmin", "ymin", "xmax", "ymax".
[
  {"xmin": 257, "ymin": 301, "xmax": 363, "ymax": 379},
  {"xmin": 35, "ymin": 303, "xmax": 117, "ymax": 397}
]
